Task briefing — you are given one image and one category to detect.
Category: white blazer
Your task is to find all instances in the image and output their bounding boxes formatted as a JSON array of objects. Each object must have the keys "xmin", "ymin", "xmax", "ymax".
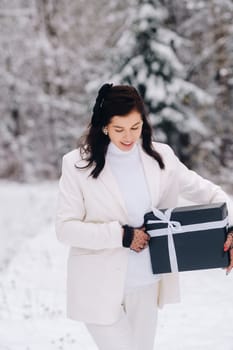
[{"xmin": 55, "ymin": 142, "xmax": 233, "ymax": 325}]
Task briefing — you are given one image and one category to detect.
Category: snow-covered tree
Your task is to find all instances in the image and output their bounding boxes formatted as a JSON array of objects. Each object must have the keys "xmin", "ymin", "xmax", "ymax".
[
  {"xmin": 1, "ymin": 0, "xmax": 232, "ymax": 188},
  {"xmin": 163, "ymin": 0, "xmax": 233, "ymax": 190},
  {"xmin": 111, "ymin": 0, "xmax": 213, "ymax": 165},
  {"xmin": 0, "ymin": 0, "xmax": 130, "ymax": 180}
]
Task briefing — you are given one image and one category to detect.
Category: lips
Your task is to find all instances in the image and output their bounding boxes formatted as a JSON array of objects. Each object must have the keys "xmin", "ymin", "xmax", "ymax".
[{"xmin": 121, "ymin": 142, "xmax": 133, "ymax": 147}]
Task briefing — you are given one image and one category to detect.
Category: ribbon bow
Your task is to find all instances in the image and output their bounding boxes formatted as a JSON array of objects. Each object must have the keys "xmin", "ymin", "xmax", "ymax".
[{"xmin": 150, "ymin": 207, "xmax": 182, "ymax": 272}]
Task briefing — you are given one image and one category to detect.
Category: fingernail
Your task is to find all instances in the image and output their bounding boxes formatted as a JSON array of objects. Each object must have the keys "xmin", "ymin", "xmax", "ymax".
[{"xmin": 224, "ymin": 245, "xmax": 228, "ymax": 252}]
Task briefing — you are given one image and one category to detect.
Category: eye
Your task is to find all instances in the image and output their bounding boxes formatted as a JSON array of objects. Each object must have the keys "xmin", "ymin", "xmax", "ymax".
[{"xmin": 131, "ymin": 127, "xmax": 139, "ymax": 130}]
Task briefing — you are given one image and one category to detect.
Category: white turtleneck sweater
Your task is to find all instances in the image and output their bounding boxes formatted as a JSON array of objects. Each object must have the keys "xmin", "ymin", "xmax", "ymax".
[{"xmin": 106, "ymin": 142, "xmax": 160, "ymax": 292}]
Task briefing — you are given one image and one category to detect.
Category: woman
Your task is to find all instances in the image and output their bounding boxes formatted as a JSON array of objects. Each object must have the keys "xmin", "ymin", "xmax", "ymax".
[{"xmin": 55, "ymin": 83, "xmax": 233, "ymax": 350}]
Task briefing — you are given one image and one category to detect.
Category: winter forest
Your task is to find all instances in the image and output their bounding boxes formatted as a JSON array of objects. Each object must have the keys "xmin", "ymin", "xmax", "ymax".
[
  {"xmin": 1, "ymin": 1, "xmax": 233, "ymax": 349},
  {"xmin": 0, "ymin": 0, "xmax": 233, "ymax": 189}
]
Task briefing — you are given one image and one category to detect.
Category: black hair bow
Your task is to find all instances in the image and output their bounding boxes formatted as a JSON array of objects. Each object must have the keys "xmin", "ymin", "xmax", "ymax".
[{"xmin": 91, "ymin": 83, "xmax": 113, "ymax": 126}]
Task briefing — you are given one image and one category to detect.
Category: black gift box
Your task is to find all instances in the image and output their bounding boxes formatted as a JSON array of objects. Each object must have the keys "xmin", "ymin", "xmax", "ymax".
[{"xmin": 144, "ymin": 202, "xmax": 229, "ymax": 274}]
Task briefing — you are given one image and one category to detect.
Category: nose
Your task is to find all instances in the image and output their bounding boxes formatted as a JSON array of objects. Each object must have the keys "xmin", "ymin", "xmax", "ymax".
[{"xmin": 122, "ymin": 130, "xmax": 133, "ymax": 141}]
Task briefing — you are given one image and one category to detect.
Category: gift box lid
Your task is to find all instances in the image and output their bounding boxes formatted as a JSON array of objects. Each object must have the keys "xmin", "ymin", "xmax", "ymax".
[{"xmin": 144, "ymin": 202, "xmax": 228, "ymax": 230}]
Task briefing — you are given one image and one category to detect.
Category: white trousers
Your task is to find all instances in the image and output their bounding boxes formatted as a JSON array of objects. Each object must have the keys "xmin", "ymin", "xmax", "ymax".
[{"xmin": 86, "ymin": 282, "xmax": 159, "ymax": 350}]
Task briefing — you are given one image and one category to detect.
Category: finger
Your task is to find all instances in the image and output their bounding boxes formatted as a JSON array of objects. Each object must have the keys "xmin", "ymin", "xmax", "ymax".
[
  {"xmin": 224, "ymin": 234, "xmax": 233, "ymax": 251},
  {"xmin": 130, "ymin": 246, "xmax": 140, "ymax": 252},
  {"xmin": 130, "ymin": 241, "xmax": 141, "ymax": 252},
  {"xmin": 142, "ymin": 240, "xmax": 150, "ymax": 248},
  {"xmin": 140, "ymin": 243, "xmax": 148, "ymax": 249},
  {"xmin": 133, "ymin": 243, "xmax": 147, "ymax": 251},
  {"xmin": 141, "ymin": 238, "xmax": 149, "ymax": 246},
  {"xmin": 141, "ymin": 232, "xmax": 150, "ymax": 241},
  {"xmin": 226, "ymin": 248, "xmax": 233, "ymax": 273},
  {"xmin": 138, "ymin": 242, "xmax": 147, "ymax": 249},
  {"xmin": 135, "ymin": 229, "xmax": 145, "ymax": 234},
  {"xmin": 134, "ymin": 233, "xmax": 148, "ymax": 243}
]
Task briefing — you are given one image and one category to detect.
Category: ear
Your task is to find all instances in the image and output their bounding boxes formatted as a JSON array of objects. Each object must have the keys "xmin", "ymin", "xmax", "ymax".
[{"xmin": 102, "ymin": 127, "xmax": 108, "ymax": 135}]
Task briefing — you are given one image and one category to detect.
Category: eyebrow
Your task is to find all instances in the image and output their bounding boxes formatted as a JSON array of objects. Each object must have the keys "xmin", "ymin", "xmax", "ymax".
[{"xmin": 113, "ymin": 121, "xmax": 142, "ymax": 129}]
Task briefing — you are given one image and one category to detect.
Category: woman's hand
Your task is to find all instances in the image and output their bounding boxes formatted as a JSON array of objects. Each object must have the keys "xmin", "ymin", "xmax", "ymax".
[
  {"xmin": 130, "ymin": 227, "xmax": 150, "ymax": 253},
  {"xmin": 224, "ymin": 231, "xmax": 233, "ymax": 274}
]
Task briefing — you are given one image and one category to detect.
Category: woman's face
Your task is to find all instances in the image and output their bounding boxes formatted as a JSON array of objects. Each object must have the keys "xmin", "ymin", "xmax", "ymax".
[{"xmin": 106, "ymin": 109, "xmax": 143, "ymax": 151}]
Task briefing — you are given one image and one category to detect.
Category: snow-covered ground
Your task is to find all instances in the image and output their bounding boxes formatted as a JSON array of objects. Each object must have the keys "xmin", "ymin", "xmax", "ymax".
[{"xmin": 0, "ymin": 181, "xmax": 233, "ymax": 350}]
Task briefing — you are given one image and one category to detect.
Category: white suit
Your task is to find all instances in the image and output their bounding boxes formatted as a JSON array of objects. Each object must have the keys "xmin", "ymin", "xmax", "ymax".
[{"xmin": 55, "ymin": 142, "xmax": 233, "ymax": 325}]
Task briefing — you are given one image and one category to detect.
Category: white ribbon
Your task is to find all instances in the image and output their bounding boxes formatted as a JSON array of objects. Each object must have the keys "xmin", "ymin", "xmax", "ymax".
[{"xmin": 148, "ymin": 207, "xmax": 228, "ymax": 273}]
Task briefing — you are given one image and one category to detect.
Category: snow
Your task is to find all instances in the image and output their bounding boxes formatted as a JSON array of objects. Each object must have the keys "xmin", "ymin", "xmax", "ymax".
[
  {"xmin": 1, "ymin": 181, "xmax": 233, "ymax": 349},
  {"xmin": 150, "ymin": 41, "xmax": 184, "ymax": 74},
  {"xmin": 146, "ymin": 76, "xmax": 166, "ymax": 104},
  {"xmin": 138, "ymin": 4, "xmax": 168, "ymax": 23}
]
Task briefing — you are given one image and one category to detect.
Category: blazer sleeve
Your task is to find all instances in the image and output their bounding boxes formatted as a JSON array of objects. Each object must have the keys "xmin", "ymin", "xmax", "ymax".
[
  {"xmin": 174, "ymin": 151, "xmax": 233, "ymax": 226},
  {"xmin": 55, "ymin": 153, "xmax": 123, "ymax": 250}
]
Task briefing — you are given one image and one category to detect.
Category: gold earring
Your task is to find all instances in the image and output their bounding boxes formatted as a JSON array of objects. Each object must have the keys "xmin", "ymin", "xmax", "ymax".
[{"xmin": 103, "ymin": 127, "xmax": 108, "ymax": 135}]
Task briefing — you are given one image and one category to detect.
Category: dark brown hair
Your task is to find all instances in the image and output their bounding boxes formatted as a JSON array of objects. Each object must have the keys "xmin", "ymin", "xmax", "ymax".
[{"xmin": 78, "ymin": 83, "xmax": 164, "ymax": 178}]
